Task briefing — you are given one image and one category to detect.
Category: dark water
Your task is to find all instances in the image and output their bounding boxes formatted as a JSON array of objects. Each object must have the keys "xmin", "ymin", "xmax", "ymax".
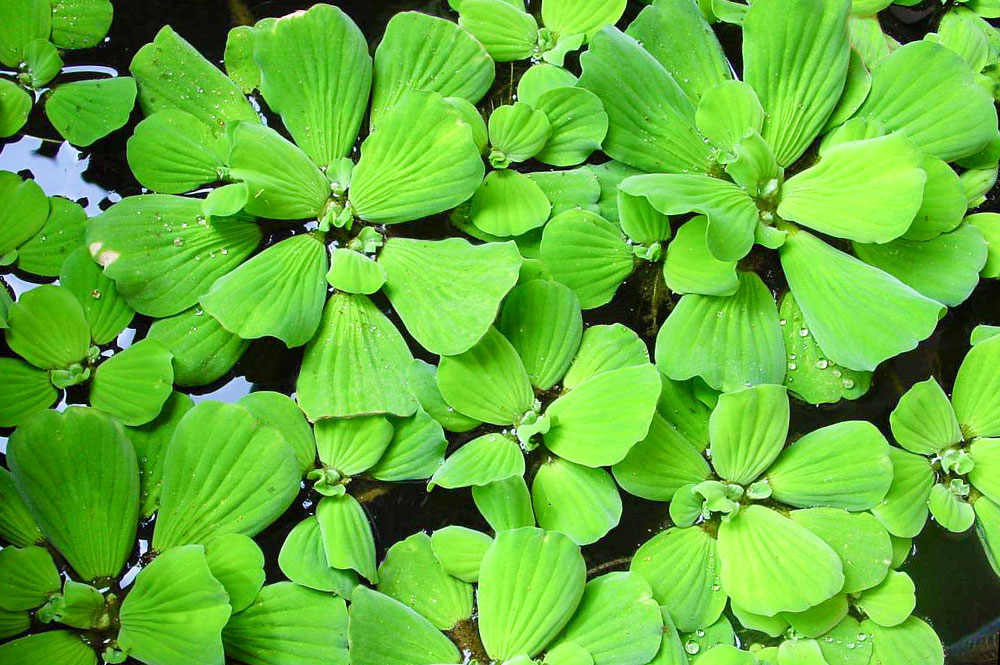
[{"xmin": 1, "ymin": 0, "xmax": 999, "ymax": 658}]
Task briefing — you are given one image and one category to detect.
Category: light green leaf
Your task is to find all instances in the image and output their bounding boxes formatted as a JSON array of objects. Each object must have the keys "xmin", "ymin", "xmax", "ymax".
[
  {"xmin": 695, "ymin": 81, "xmax": 765, "ymax": 152},
  {"xmin": 852, "ymin": 40, "xmax": 998, "ymax": 161},
  {"xmin": 437, "ymin": 327, "xmax": 534, "ymax": 426},
  {"xmin": 118, "ymin": 545, "xmax": 231, "ymax": 665},
  {"xmin": 41, "ymin": 579, "xmax": 106, "ymax": 630},
  {"xmin": 824, "ymin": 48, "xmax": 873, "ymax": 130},
  {"xmin": 201, "ymin": 234, "xmax": 327, "ymax": 347},
  {"xmin": 542, "ymin": 0, "xmax": 625, "ymax": 40},
  {"xmin": 545, "ymin": 363, "xmax": 661, "ymax": 467},
  {"xmin": 765, "ymin": 420, "xmax": 892, "ymax": 510},
  {"xmin": 478, "ymin": 527, "xmax": 586, "ymax": 660},
  {"xmin": 952, "ymin": 333, "xmax": 1000, "ymax": 438},
  {"xmin": 718, "ymin": 505, "xmax": 844, "ymax": 616},
  {"xmin": 316, "ymin": 494, "xmax": 377, "ymax": 582},
  {"xmin": 457, "ymin": 0, "xmax": 538, "ymax": 62},
  {"xmin": 0, "ymin": 0, "xmax": 49, "ymax": 68},
  {"xmin": 631, "ymin": 527, "xmax": 726, "ymax": 632},
  {"xmin": 430, "ymin": 526, "xmax": 492, "ymax": 583},
  {"xmin": 126, "ymin": 110, "xmax": 224, "ymax": 194},
  {"xmin": 153, "ymin": 401, "xmax": 299, "ymax": 549},
  {"xmin": 350, "ymin": 90, "xmax": 484, "ymax": 224},
  {"xmin": 204, "ymin": 533, "xmax": 264, "ymax": 614},
  {"xmin": 0, "ymin": 546, "xmax": 60, "ymax": 611},
  {"xmin": 7, "ymin": 407, "xmax": 139, "ymax": 581},
  {"xmin": 968, "ymin": 213, "xmax": 1000, "ymax": 278},
  {"xmin": 0, "ymin": 171, "xmax": 47, "ymax": 259},
  {"xmin": 927, "ymin": 483, "xmax": 975, "ymax": 533},
  {"xmin": 127, "ymin": 391, "xmax": 194, "ymax": 517},
  {"xmin": 45, "ymin": 78, "xmax": 136, "ymax": 147},
  {"xmin": 22, "ymin": 39, "xmax": 62, "ymax": 88},
  {"xmin": 297, "ymin": 293, "xmax": 417, "ymax": 420},
  {"xmin": 347, "ymin": 587, "xmax": 460, "ymax": 665},
  {"xmin": 905, "ymin": 157, "xmax": 967, "ymax": 241},
  {"xmin": 856, "ymin": 570, "xmax": 915, "ymax": 628},
  {"xmin": 90, "ymin": 339, "xmax": 174, "ymax": 426},
  {"xmin": 87, "ymin": 195, "xmax": 261, "ymax": 318},
  {"xmin": 368, "ymin": 409, "xmax": 448, "ymax": 481},
  {"xmin": 888, "ymin": 378, "xmax": 961, "ymax": 455},
  {"xmin": 472, "ymin": 476, "xmax": 535, "ymax": 532},
  {"xmin": 0, "ymin": 631, "xmax": 96, "ymax": 665},
  {"xmin": 779, "ymin": 135, "xmax": 925, "ymax": 243},
  {"xmin": 223, "ymin": 25, "xmax": 259, "ymax": 94},
  {"xmin": 532, "ymin": 459, "xmax": 622, "ymax": 545},
  {"xmin": 790, "ymin": 508, "xmax": 892, "ymax": 594},
  {"xmin": 488, "ymin": 102, "xmax": 552, "ymax": 165},
  {"xmin": 815, "ymin": 617, "xmax": 873, "ymax": 665},
  {"xmin": 314, "ymin": 416, "xmax": 393, "ymax": 478},
  {"xmin": 709, "ymin": 384, "xmax": 789, "ymax": 486},
  {"xmin": 625, "ymin": 0, "xmax": 731, "ymax": 103},
  {"xmin": 743, "ymin": 0, "xmax": 850, "ymax": 166},
  {"xmin": 4, "ymin": 284, "xmax": 90, "ymax": 370},
  {"xmin": 975, "ymin": 497, "xmax": 1000, "ymax": 578},
  {"xmin": 238, "ymin": 392, "xmax": 315, "ymax": 475},
  {"xmin": 0, "ymin": 467, "xmax": 43, "ymax": 547},
  {"xmin": 253, "ymin": 4, "xmax": 369, "ymax": 165},
  {"xmin": 578, "ymin": 27, "xmax": 711, "ymax": 174},
  {"xmin": 431, "ymin": 433, "xmax": 524, "ymax": 489},
  {"xmin": 327, "ymin": 248, "xmax": 384, "ymax": 295},
  {"xmin": 277, "ymin": 517, "xmax": 358, "ymax": 597},
  {"xmin": 539, "ymin": 209, "xmax": 634, "ymax": 309},
  {"xmin": 533, "ymin": 87, "xmax": 608, "ymax": 167},
  {"xmin": 782, "ymin": 595, "xmax": 849, "ymax": 639},
  {"xmin": 223, "ymin": 582, "xmax": 349, "ymax": 665},
  {"xmin": 863, "ymin": 617, "xmax": 943, "ymax": 665},
  {"xmin": 0, "ymin": 359, "xmax": 57, "ymax": 428},
  {"xmin": 870, "ymin": 448, "xmax": 934, "ymax": 538},
  {"xmin": 562, "ymin": 323, "xmax": 649, "ymax": 391},
  {"xmin": 50, "ymin": 0, "xmax": 113, "ymax": 49},
  {"xmin": 499, "ymin": 279, "xmax": 582, "ymax": 390},
  {"xmin": 406, "ymin": 360, "xmax": 480, "ymax": 433},
  {"xmin": 147, "ymin": 306, "xmax": 249, "ymax": 387},
  {"xmin": 780, "ymin": 229, "xmax": 944, "ymax": 372},
  {"xmin": 377, "ymin": 532, "xmax": 473, "ymax": 630},
  {"xmin": 470, "ymin": 170, "xmax": 551, "ymax": 237},
  {"xmin": 656, "ymin": 272, "xmax": 784, "ymax": 393},
  {"xmin": 618, "ymin": 189, "xmax": 670, "ymax": 245},
  {"xmin": 622, "ymin": 174, "xmax": 757, "ymax": 262},
  {"xmin": 0, "ymin": 79, "xmax": 31, "ymax": 138},
  {"xmin": 59, "ymin": 247, "xmax": 134, "ymax": 345},
  {"xmin": 517, "ymin": 64, "xmax": 578, "ymax": 107},
  {"xmin": 970, "ymin": 438, "xmax": 1000, "ymax": 505}
]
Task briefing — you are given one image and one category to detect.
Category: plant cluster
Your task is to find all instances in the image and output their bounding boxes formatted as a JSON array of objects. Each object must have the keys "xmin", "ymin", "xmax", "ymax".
[{"xmin": 1, "ymin": 0, "xmax": 1000, "ymax": 664}]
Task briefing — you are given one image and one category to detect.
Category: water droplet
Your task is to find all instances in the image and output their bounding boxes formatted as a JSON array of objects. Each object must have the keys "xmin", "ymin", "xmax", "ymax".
[
  {"xmin": 842, "ymin": 378, "xmax": 855, "ymax": 389},
  {"xmin": 798, "ymin": 327, "xmax": 809, "ymax": 337},
  {"xmin": 173, "ymin": 237, "xmax": 185, "ymax": 246},
  {"xmin": 90, "ymin": 289, "xmax": 101, "ymax": 299},
  {"xmin": 778, "ymin": 318, "xmax": 787, "ymax": 326},
  {"xmin": 684, "ymin": 640, "xmax": 700, "ymax": 655},
  {"xmin": 788, "ymin": 362, "xmax": 797, "ymax": 371},
  {"xmin": 816, "ymin": 359, "xmax": 828, "ymax": 369},
  {"xmin": 695, "ymin": 630, "xmax": 705, "ymax": 637}
]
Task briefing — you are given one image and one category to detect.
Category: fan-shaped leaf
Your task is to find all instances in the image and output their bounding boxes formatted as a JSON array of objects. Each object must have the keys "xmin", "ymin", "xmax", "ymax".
[
  {"xmin": 0, "ymin": 546, "xmax": 60, "ymax": 611},
  {"xmin": 613, "ymin": 409, "xmax": 713, "ymax": 501},
  {"xmin": 126, "ymin": 110, "xmax": 223, "ymax": 193},
  {"xmin": 326, "ymin": 248, "xmax": 384, "ymax": 295},
  {"xmin": 517, "ymin": 64, "xmax": 578, "ymax": 107},
  {"xmin": 238, "ymin": 392, "xmax": 315, "ymax": 475},
  {"xmin": 430, "ymin": 526, "xmax": 492, "ymax": 583},
  {"xmin": 127, "ymin": 391, "xmax": 194, "ymax": 517},
  {"xmin": 562, "ymin": 323, "xmax": 648, "ymax": 390},
  {"xmin": 204, "ymin": 533, "xmax": 264, "ymax": 614},
  {"xmin": 0, "ymin": 0, "xmax": 48, "ymax": 68},
  {"xmin": 347, "ymin": 587, "xmax": 460, "ymax": 665},
  {"xmin": 927, "ymin": 483, "xmax": 975, "ymax": 533},
  {"xmin": 472, "ymin": 476, "xmax": 535, "ymax": 532},
  {"xmin": 0, "ymin": 80, "xmax": 30, "ymax": 138},
  {"xmin": 431, "ymin": 434, "xmax": 524, "ymax": 489},
  {"xmin": 277, "ymin": 517, "xmax": 358, "ymax": 597},
  {"xmin": 534, "ymin": 87, "xmax": 608, "ymax": 167},
  {"xmin": 790, "ymin": 508, "xmax": 892, "ymax": 594},
  {"xmin": 406, "ymin": 360, "xmax": 481, "ymax": 433},
  {"xmin": 316, "ymin": 494, "xmax": 377, "ymax": 583},
  {"xmin": 0, "ymin": 631, "xmax": 96, "ymax": 665},
  {"xmin": 0, "ymin": 467, "xmax": 43, "ymax": 547},
  {"xmin": 60, "ymin": 248, "xmax": 134, "ymax": 345},
  {"xmin": 457, "ymin": 0, "xmax": 537, "ymax": 62},
  {"xmin": 888, "ymin": 378, "xmax": 961, "ymax": 455},
  {"xmin": 709, "ymin": 384, "xmax": 789, "ymax": 486},
  {"xmin": 147, "ymin": 306, "xmax": 249, "ymax": 387},
  {"xmin": 0, "ymin": 172, "xmax": 47, "ymax": 259},
  {"xmin": 0, "ymin": 359, "xmax": 57, "ymax": 428},
  {"xmin": 314, "ymin": 416, "xmax": 393, "ymax": 478},
  {"xmin": 952, "ymin": 334, "xmax": 1000, "ymax": 438},
  {"xmin": 871, "ymin": 448, "xmax": 934, "ymax": 539},
  {"xmin": 17, "ymin": 197, "xmax": 87, "ymax": 277},
  {"xmin": 695, "ymin": 81, "xmax": 765, "ymax": 153},
  {"xmin": 368, "ymin": 409, "xmax": 448, "ymax": 481},
  {"xmin": 975, "ymin": 497, "xmax": 1000, "ymax": 578},
  {"xmin": 5, "ymin": 284, "xmax": 90, "ymax": 370},
  {"xmin": 863, "ymin": 617, "xmax": 943, "ymax": 665},
  {"xmin": 45, "ymin": 77, "xmax": 136, "ymax": 147},
  {"xmin": 500, "ymin": 279, "xmax": 582, "ymax": 390},
  {"xmin": 970, "ymin": 438, "xmax": 1000, "ymax": 505},
  {"xmin": 856, "ymin": 571, "xmax": 916, "ymax": 628},
  {"xmin": 664, "ymin": 217, "xmax": 739, "ymax": 297},
  {"xmin": 532, "ymin": 459, "xmax": 622, "ymax": 546},
  {"xmin": 90, "ymin": 339, "xmax": 174, "ymax": 426},
  {"xmin": 470, "ymin": 169, "xmax": 552, "ymax": 237},
  {"xmin": 905, "ymin": 157, "xmax": 967, "ymax": 241}
]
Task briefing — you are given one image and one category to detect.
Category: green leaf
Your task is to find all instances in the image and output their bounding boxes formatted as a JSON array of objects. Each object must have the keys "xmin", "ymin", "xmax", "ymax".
[
  {"xmin": 970, "ymin": 438, "xmax": 1000, "ymax": 505},
  {"xmin": 379, "ymin": 237, "xmax": 521, "ymax": 356},
  {"xmin": 90, "ymin": 339, "xmax": 174, "ymax": 426},
  {"xmin": 472, "ymin": 476, "xmax": 535, "ymax": 531},
  {"xmin": 314, "ymin": 416, "xmax": 392, "ymax": 478},
  {"xmin": 0, "ymin": 79, "xmax": 31, "ymax": 138},
  {"xmin": 968, "ymin": 213, "xmax": 1000, "ymax": 278},
  {"xmin": 539, "ymin": 209, "xmax": 634, "ymax": 309},
  {"xmin": 779, "ymin": 292, "xmax": 871, "ymax": 404},
  {"xmin": 45, "ymin": 77, "xmax": 136, "ymax": 147},
  {"xmin": 518, "ymin": 64, "xmax": 578, "ymax": 108},
  {"xmin": 927, "ymin": 483, "xmax": 975, "ymax": 533},
  {"xmin": 618, "ymin": 189, "xmax": 671, "ymax": 245},
  {"xmin": 50, "ymin": 0, "xmax": 113, "ymax": 49},
  {"xmin": 377, "ymin": 532, "xmax": 473, "ymax": 630},
  {"xmin": 952, "ymin": 334, "xmax": 1000, "ymax": 438},
  {"xmin": 204, "ymin": 533, "xmax": 264, "ymax": 614},
  {"xmin": 579, "ymin": 27, "xmax": 710, "ymax": 174},
  {"xmin": 349, "ymin": 91, "xmax": 484, "ymax": 224},
  {"xmin": 695, "ymin": 81, "xmax": 765, "ymax": 152},
  {"xmin": 0, "ymin": 172, "xmax": 48, "ymax": 268},
  {"xmin": 545, "ymin": 363, "xmax": 661, "ymax": 467},
  {"xmin": 780, "ymin": 229, "xmax": 944, "ymax": 372},
  {"xmin": 622, "ymin": 174, "xmax": 757, "ymax": 262},
  {"xmin": 118, "ymin": 545, "xmax": 231, "ymax": 665},
  {"xmin": 223, "ymin": 25, "xmax": 259, "ymax": 94},
  {"xmin": 975, "ymin": 497, "xmax": 1000, "ymax": 578},
  {"xmin": 779, "ymin": 135, "xmax": 925, "ymax": 243},
  {"xmin": 131, "ymin": 26, "xmax": 258, "ymax": 134},
  {"xmin": 127, "ymin": 391, "xmax": 194, "ymax": 517},
  {"xmin": 42, "ymin": 580, "xmax": 106, "ymax": 630},
  {"xmin": 59, "ymin": 247, "xmax": 134, "ymax": 345},
  {"xmin": 277, "ymin": 516, "xmax": 358, "ymax": 597},
  {"xmin": 22, "ymin": 39, "xmax": 62, "ymax": 88},
  {"xmin": 625, "ymin": 0, "xmax": 731, "ymax": 103},
  {"xmin": 8, "ymin": 407, "xmax": 139, "ymax": 581},
  {"xmin": 856, "ymin": 570, "xmax": 915, "ymax": 628},
  {"xmin": 532, "ymin": 459, "xmax": 622, "ymax": 545},
  {"xmin": 824, "ymin": 48, "xmax": 873, "ymax": 131},
  {"xmin": 742, "ymin": 0, "xmax": 850, "ymax": 166},
  {"xmin": 0, "ymin": 467, "xmax": 43, "ymax": 547},
  {"xmin": 533, "ymin": 87, "xmax": 608, "ymax": 167},
  {"xmin": 126, "ymin": 110, "xmax": 224, "ymax": 194},
  {"xmin": 499, "ymin": 279, "xmax": 582, "ymax": 390},
  {"xmin": 457, "ymin": 0, "xmax": 538, "ymax": 62},
  {"xmin": 200, "ymin": 234, "xmax": 327, "ymax": 347},
  {"xmin": 0, "ymin": 546, "xmax": 60, "ymax": 611},
  {"xmin": 854, "ymin": 40, "xmax": 997, "ymax": 161},
  {"xmin": 347, "ymin": 587, "xmax": 460, "ymax": 665},
  {"xmin": 406, "ymin": 360, "xmax": 480, "ymax": 433},
  {"xmin": 709, "ymin": 384, "xmax": 789, "ymax": 486},
  {"xmin": 0, "ymin": 359, "xmax": 57, "ymax": 428},
  {"xmin": 253, "ymin": 4, "xmax": 369, "ymax": 165},
  {"xmin": 631, "ymin": 527, "xmax": 726, "ymax": 632},
  {"xmin": 5, "ymin": 284, "xmax": 90, "ymax": 370},
  {"xmin": 790, "ymin": 508, "xmax": 892, "ymax": 594},
  {"xmin": 488, "ymin": 102, "xmax": 552, "ymax": 165},
  {"xmin": 0, "ymin": 631, "xmax": 96, "ymax": 665},
  {"xmin": 551, "ymin": 572, "xmax": 661, "ymax": 665},
  {"xmin": 297, "ymin": 293, "xmax": 417, "ymax": 420},
  {"xmin": 371, "ymin": 11, "xmax": 492, "ymax": 127},
  {"xmin": 153, "ymin": 401, "xmax": 299, "ymax": 549},
  {"xmin": 431, "ymin": 433, "xmax": 524, "ymax": 489},
  {"xmin": 870, "ymin": 448, "xmax": 934, "ymax": 538},
  {"xmin": 478, "ymin": 527, "xmax": 586, "ymax": 660},
  {"xmin": 656, "ymin": 272, "xmax": 784, "ymax": 393},
  {"xmin": 542, "ymin": 0, "xmax": 625, "ymax": 40},
  {"xmin": 0, "ymin": 0, "xmax": 49, "ymax": 68},
  {"xmin": 316, "ymin": 494, "xmax": 377, "ymax": 582},
  {"xmin": 437, "ymin": 327, "xmax": 534, "ymax": 425},
  {"xmin": 368, "ymin": 409, "xmax": 448, "ymax": 481},
  {"xmin": 766, "ymin": 420, "xmax": 892, "ymax": 510},
  {"xmin": 430, "ymin": 526, "xmax": 492, "ymax": 583},
  {"xmin": 718, "ymin": 505, "xmax": 844, "ymax": 616},
  {"xmin": 223, "ymin": 583, "xmax": 349, "ymax": 665},
  {"xmin": 782, "ymin": 595, "xmax": 849, "ymax": 639},
  {"xmin": 87, "ymin": 195, "xmax": 261, "ymax": 318},
  {"xmin": 888, "ymin": 378, "xmax": 961, "ymax": 455},
  {"xmin": 905, "ymin": 157, "xmax": 967, "ymax": 241},
  {"xmin": 237, "ymin": 392, "xmax": 315, "ymax": 475},
  {"xmin": 562, "ymin": 323, "xmax": 649, "ymax": 391},
  {"xmin": 470, "ymin": 169, "xmax": 552, "ymax": 238},
  {"xmin": 863, "ymin": 617, "xmax": 943, "ymax": 665},
  {"xmin": 147, "ymin": 306, "xmax": 249, "ymax": 387},
  {"xmin": 327, "ymin": 248, "xmax": 384, "ymax": 295}
]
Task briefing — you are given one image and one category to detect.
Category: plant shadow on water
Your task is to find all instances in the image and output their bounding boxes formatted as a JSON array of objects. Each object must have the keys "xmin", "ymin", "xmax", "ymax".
[{"xmin": 1, "ymin": 0, "xmax": 1000, "ymax": 659}]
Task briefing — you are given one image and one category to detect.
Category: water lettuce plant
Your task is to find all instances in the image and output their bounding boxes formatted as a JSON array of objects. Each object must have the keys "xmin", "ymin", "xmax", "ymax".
[
  {"xmin": 0, "ymin": 171, "xmax": 87, "ymax": 274},
  {"xmin": 0, "ymin": 0, "xmax": 135, "ymax": 144}
]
